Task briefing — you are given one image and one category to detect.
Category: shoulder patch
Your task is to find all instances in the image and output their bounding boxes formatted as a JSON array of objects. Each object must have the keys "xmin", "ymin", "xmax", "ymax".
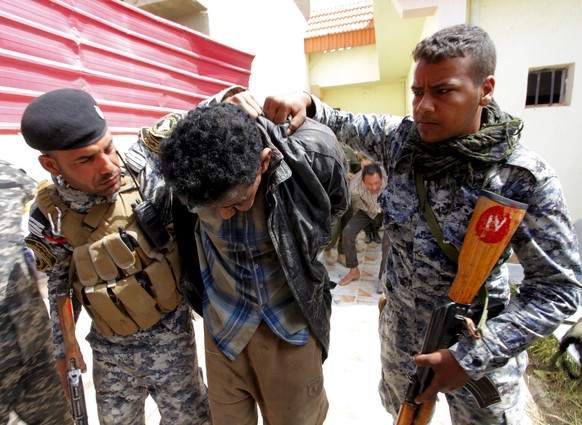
[
  {"xmin": 124, "ymin": 149, "xmax": 147, "ymax": 175},
  {"xmin": 24, "ymin": 236, "xmax": 57, "ymax": 271},
  {"xmin": 29, "ymin": 208, "xmax": 49, "ymax": 238},
  {"xmin": 139, "ymin": 112, "xmax": 183, "ymax": 154}
]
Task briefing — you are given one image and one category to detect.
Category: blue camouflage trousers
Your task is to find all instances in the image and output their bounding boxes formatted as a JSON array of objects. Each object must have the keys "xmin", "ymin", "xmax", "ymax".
[
  {"xmin": 0, "ymin": 343, "xmax": 72, "ymax": 424},
  {"xmin": 88, "ymin": 303, "xmax": 209, "ymax": 425},
  {"xmin": 378, "ymin": 301, "xmax": 530, "ymax": 425}
]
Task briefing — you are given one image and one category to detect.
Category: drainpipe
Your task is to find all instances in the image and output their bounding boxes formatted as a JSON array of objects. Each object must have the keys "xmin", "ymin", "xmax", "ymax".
[{"xmin": 469, "ymin": 0, "xmax": 480, "ymax": 25}]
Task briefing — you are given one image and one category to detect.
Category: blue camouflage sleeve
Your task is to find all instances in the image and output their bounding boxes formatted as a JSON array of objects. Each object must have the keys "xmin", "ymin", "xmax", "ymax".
[
  {"xmin": 450, "ymin": 158, "xmax": 582, "ymax": 378},
  {"xmin": 310, "ymin": 94, "xmax": 403, "ymax": 167},
  {"xmin": 25, "ymin": 206, "xmax": 75, "ymax": 360}
]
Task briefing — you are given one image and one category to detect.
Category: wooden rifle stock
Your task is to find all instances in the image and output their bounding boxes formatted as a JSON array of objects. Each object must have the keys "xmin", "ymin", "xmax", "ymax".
[
  {"xmin": 57, "ymin": 294, "xmax": 88, "ymax": 425},
  {"xmin": 397, "ymin": 400, "xmax": 435, "ymax": 425},
  {"xmin": 396, "ymin": 190, "xmax": 528, "ymax": 425},
  {"xmin": 448, "ymin": 191, "xmax": 527, "ymax": 303}
]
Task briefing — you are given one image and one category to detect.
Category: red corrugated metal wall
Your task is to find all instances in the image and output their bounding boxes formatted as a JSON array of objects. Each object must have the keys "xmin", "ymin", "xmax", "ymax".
[{"xmin": 0, "ymin": 0, "xmax": 254, "ymax": 134}]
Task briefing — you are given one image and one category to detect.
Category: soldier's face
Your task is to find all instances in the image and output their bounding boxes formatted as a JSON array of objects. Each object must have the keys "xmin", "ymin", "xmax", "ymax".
[
  {"xmin": 411, "ymin": 56, "xmax": 495, "ymax": 143},
  {"xmin": 39, "ymin": 132, "xmax": 122, "ymax": 197}
]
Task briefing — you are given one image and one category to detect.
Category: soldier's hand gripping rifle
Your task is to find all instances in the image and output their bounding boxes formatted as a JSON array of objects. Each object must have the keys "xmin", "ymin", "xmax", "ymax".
[
  {"xmin": 57, "ymin": 293, "xmax": 88, "ymax": 425},
  {"xmin": 396, "ymin": 190, "xmax": 528, "ymax": 425}
]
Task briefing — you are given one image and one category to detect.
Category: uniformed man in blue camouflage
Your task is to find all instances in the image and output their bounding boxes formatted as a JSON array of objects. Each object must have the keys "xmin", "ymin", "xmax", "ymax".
[
  {"xmin": 20, "ymin": 89, "xmax": 209, "ymax": 425},
  {"xmin": 0, "ymin": 160, "xmax": 72, "ymax": 424},
  {"xmin": 232, "ymin": 24, "xmax": 582, "ymax": 425}
]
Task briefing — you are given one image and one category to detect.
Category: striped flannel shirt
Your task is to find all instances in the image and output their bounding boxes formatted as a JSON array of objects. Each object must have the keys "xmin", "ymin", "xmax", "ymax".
[{"xmin": 194, "ymin": 183, "xmax": 309, "ymax": 361}]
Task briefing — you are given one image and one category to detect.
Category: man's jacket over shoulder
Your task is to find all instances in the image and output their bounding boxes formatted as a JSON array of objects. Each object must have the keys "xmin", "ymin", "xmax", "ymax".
[{"xmin": 176, "ymin": 116, "xmax": 349, "ymax": 360}]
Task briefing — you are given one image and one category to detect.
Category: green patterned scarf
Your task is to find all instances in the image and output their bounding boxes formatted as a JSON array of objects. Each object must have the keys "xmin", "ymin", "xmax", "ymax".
[{"xmin": 397, "ymin": 100, "xmax": 523, "ymax": 182}]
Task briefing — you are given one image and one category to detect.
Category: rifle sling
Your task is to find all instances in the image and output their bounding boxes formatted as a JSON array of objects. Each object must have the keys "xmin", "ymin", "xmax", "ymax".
[
  {"xmin": 414, "ymin": 172, "xmax": 459, "ymax": 264},
  {"xmin": 414, "ymin": 172, "xmax": 499, "ymax": 332}
]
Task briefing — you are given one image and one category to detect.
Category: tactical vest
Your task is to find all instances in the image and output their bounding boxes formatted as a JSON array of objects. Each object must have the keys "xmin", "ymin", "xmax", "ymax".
[{"xmin": 35, "ymin": 177, "xmax": 182, "ymax": 337}]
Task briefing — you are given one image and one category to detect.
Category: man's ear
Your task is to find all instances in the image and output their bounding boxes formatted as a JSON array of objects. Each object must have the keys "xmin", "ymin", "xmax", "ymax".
[
  {"xmin": 38, "ymin": 154, "xmax": 61, "ymax": 177},
  {"xmin": 480, "ymin": 75, "xmax": 495, "ymax": 106},
  {"xmin": 259, "ymin": 148, "xmax": 272, "ymax": 174}
]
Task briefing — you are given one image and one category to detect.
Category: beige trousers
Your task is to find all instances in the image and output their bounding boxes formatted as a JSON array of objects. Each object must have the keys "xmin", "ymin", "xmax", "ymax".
[{"xmin": 204, "ymin": 321, "xmax": 328, "ymax": 425}]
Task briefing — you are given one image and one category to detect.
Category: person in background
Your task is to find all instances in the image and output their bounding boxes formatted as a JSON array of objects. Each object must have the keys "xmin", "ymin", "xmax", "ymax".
[
  {"xmin": 229, "ymin": 24, "xmax": 582, "ymax": 425},
  {"xmin": 0, "ymin": 159, "xmax": 72, "ymax": 424},
  {"xmin": 160, "ymin": 102, "xmax": 349, "ymax": 425},
  {"xmin": 364, "ymin": 222, "xmax": 382, "ymax": 245},
  {"xmin": 337, "ymin": 162, "xmax": 386, "ymax": 286},
  {"xmin": 324, "ymin": 145, "xmax": 367, "ymax": 266},
  {"xmin": 360, "ymin": 156, "xmax": 383, "ymax": 246},
  {"xmin": 20, "ymin": 89, "xmax": 209, "ymax": 425}
]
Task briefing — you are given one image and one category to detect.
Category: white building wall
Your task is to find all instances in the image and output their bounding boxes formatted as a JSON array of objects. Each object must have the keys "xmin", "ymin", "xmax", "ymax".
[
  {"xmin": 309, "ymin": 45, "xmax": 380, "ymax": 88},
  {"xmin": 476, "ymin": 0, "xmax": 582, "ymax": 223},
  {"xmin": 321, "ymin": 81, "xmax": 407, "ymax": 115},
  {"xmin": 199, "ymin": 0, "xmax": 311, "ymax": 100}
]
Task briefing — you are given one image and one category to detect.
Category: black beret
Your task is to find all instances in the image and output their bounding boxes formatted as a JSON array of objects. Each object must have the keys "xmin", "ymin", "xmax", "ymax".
[{"xmin": 21, "ymin": 88, "xmax": 108, "ymax": 151}]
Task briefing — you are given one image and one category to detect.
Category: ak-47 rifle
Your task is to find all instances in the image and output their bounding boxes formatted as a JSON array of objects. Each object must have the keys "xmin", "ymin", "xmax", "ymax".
[
  {"xmin": 396, "ymin": 190, "xmax": 528, "ymax": 425},
  {"xmin": 57, "ymin": 293, "xmax": 88, "ymax": 425}
]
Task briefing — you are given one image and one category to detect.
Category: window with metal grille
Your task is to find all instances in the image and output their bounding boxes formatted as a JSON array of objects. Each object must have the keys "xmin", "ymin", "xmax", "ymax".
[{"xmin": 526, "ymin": 67, "xmax": 568, "ymax": 106}]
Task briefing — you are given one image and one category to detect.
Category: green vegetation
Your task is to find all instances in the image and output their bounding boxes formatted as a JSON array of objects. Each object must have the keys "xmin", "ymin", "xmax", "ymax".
[{"xmin": 526, "ymin": 336, "xmax": 581, "ymax": 425}]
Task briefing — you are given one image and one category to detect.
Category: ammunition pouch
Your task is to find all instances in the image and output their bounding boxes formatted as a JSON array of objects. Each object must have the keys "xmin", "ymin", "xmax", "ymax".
[{"xmin": 36, "ymin": 178, "xmax": 182, "ymax": 336}]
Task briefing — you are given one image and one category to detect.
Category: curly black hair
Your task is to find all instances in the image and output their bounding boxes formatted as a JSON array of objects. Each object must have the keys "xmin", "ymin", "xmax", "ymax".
[{"xmin": 160, "ymin": 103, "xmax": 264, "ymax": 206}]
